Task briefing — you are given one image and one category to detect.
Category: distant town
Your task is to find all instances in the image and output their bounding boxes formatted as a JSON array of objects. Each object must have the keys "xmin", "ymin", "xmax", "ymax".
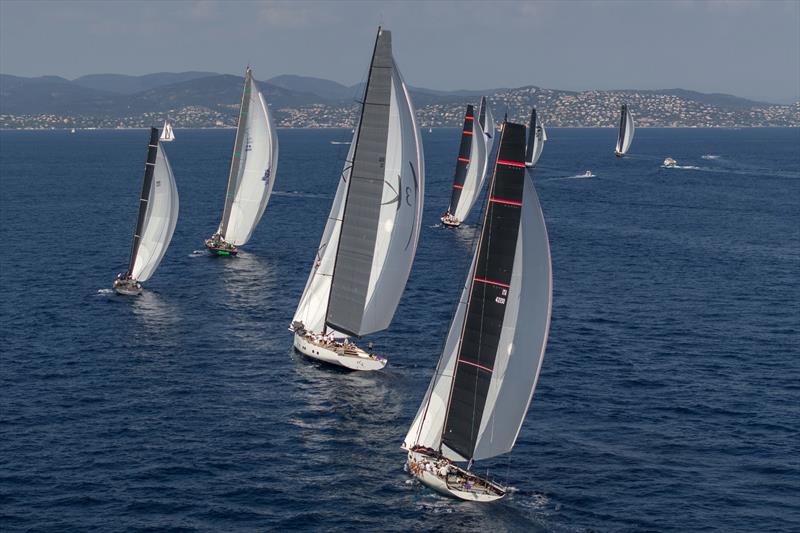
[{"xmin": 1, "ymin": 73, "xmax": 797, "ymax": 129}]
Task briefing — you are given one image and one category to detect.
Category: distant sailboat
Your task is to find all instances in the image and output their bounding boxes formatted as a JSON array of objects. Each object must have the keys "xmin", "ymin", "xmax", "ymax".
[
  {"xmin": 289, "ymin": 27, "xmax": 424, "ymax": 371},
  {"xmin": 525, "ymin": 108, "xmax": 547, "ymax": 167},
  {"xmin": 113, "ymin": 127, "xmax": 179, "ymax": 296},
  {"xmin": 403, "ymin": 120, "xmax": 552, "ymax": 501},
  {"xmin": 205, "ymin": 67, "xmax": 279, "ymax": 256},
  {"xmin": 441, "ymin": 96, "xmax": 495, "ymax": 227},
  {"xmin": 160, "ymin": 118, "xmax": 175, "ymax": 142},
  {"xmin": 614, "ymin": 104, "xmax": 635, "ymax": 157}
]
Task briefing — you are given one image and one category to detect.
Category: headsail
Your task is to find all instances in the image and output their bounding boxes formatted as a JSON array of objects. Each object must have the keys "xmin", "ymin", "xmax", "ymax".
[
  {"xmin": 615, "ymin": 104, "xmax": 635, "ymax": 156},
  {"xmin": 404, "ymin": 122, "xmax": 552, "ymax": 462},
  {"xmin": 324, "ymin": 28, "xmax": 424, "ymax": 338},
  {"xmin": 127, "ymin": 127, "xmax": 180, "ymax": 282},
  {"xmin": 217, "ymin": 68, "xmax": 279, "ymax": 246}
]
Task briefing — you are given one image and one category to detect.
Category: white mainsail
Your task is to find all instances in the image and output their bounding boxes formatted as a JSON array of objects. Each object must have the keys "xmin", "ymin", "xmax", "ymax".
[
  {"xmin": 130, "ymin": 142, "xmax": 179, "ymax": 282},
  {"xmin": 160, "ymin": 120, "xmax": 174, "ymax": 142},
  {"xmin": 404, "ymin": 124, "xmax": 551, "ymax": 463},
  {"xmin": 218, "ymin": 68, "xmax": 279, "ymax": 246},
  {"xmin": 615, "ymin": 104, "xmax": 635, "ymax": 155}
]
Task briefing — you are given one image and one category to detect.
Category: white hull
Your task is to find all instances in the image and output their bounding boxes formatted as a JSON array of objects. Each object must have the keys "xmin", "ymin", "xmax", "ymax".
[
  {"xmin": 113, "ymin": 284, "xmax": 142, "ymax": 296},
  {"xmin": 406, "ymin": 451, "xmax": 505, "ymax": 502},
  {"xmin": 293, "ymin": 332, "xmax": 386, "ymax": 371}
]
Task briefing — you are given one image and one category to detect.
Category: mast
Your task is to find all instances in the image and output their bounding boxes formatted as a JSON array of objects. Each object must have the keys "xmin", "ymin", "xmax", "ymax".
[
  {"xmin": 447, "ymin": 104, "xmax": 476, "ymax": 215},
  {"xmin": 219, "ymin": 68, "xmax": 253, "ymax": 237},
  {"xmin": 127, "ymin": 127, "xmax": 160, "ymax": 276},
  {"xmin": 439, "ymin": 122, "xmax": 528, "ymax": 461}
]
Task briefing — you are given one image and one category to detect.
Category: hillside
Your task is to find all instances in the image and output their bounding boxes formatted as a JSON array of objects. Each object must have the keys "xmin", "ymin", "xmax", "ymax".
[{"xmin": 1, "ymin": 72, "xmax": 797, "ymax": 129}]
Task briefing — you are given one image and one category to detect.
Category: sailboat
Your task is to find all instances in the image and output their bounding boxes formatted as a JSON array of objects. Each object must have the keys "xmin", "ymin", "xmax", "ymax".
[
  {"xmin": 441, "ymin": 96, "xmax": 495, "ymax": 227},
  {"xmin": 402, "ymin": 119, "xmax": 552, "ymax": 501},
  {"xmin": 525, "ymin": 108, "xmax": 547, "ymax": 167},
  {"xmin": 205, "ymin": 67, "xmax": 279, "ymax": 256},
  {"xmin": 113, "ymin": 127, "xmax": 180, "ymax": 296},
  {"xmin": 614, "ymin": 103, "xmax": 635, "ymax": 157},
  {"xmin": 160, "ymin": 118, "xmax": 175, "ymax": 142},
  {"xmin": 289, "ymin": 27, "xmax": 424, "ymax": 371}
]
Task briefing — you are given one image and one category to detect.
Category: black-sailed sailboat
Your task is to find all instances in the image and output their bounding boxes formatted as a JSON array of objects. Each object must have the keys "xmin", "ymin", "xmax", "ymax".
[
  {"xmin": 441, "ymin": 97, "xmax": 495, "ymax": 227},
  {"xmin": 403, "ymin": 119, "xmax": 552, "ymax": 501},
  {"xmin": 614, "ymin": 103, "xmax": 635, "ymax": 157},
  {"xmin": 525, "ymin": 108, "xmax": 547, "ymax": 168},
  {"xmin": 113, "ymin": 127, "xmax": 179, "ymax": 296}
]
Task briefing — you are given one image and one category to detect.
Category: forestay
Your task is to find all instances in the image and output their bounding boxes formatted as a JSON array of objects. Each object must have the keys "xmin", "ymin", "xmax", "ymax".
[
  {"xmin": 218, "ymin": 68, "xmax": 279, "ymax": 246},
  {"xmin": 403, "ymin": 122, "xmax": 552, "ymax": 462},
  {"xmin": 325, "ymin": 29, "xmax": 424, "ymax": 338},
  {"xmin": 129, "ymin": 128, "xmax": 180, "ymax": 282}
]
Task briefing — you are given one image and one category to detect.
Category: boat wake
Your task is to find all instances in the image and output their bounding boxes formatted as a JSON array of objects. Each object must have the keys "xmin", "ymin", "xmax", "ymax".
[
  {"xmin": 663, "ymin": 164, "xmax": 702, "ymax": 170},
  {"xmin": 272, "ymin": 190, "xmax": 332, "ymax": 199},
  {"xmin": 96, "ymin": 288, "xmax": 114, "ymax": 295},
  {"xmin": 701, "ymin": 154, "xmax": 721, "ymax": 160},
  {"xmin": 190, "ymin": 250, "xmax": 207, "ymax": 256},
  {"xmin": 330, "ymin": 141, "xmax": 351, "ymax": 145}
]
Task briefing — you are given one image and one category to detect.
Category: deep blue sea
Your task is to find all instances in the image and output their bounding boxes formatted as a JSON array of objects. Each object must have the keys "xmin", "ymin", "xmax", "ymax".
[{"xmin": 1, "ymin": 127, "xmax": 798, "ymax": 532}]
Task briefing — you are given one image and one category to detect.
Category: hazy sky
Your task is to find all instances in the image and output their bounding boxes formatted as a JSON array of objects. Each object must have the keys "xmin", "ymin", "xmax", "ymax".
[{"xmin": 1, "ymin": 0, "xmax": 798, "ymax": 103}]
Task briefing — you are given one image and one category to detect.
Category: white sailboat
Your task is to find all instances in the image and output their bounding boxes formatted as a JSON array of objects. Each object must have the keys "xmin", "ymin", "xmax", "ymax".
[
  {"xmin": 113, "ymin": 127, "xmax": 180, "ymax": 296},
  {"xmin": 289, "ymin": 27, "xmax": 424, "ymax": 371},
  {"xmin": 614, "ymin": 103, "xmax": 635, "ymax": 157},
  {"xmin": 441, "ymin": 96, "xmax": 495, "ymax": 227},
  {"xmin": 525, "ymin": 108, "xmax": 547, "ymax": 167},
  {"xmin": 205, "ymin": 67, "xmax": 279, "ymax": 256},
  {"xmin": 403, "ymin": 120, "xmax": 552, "ymax": 501},
  {"xmin": 160, "ymin": 118, "xmax": 175, "ymax": 142}
]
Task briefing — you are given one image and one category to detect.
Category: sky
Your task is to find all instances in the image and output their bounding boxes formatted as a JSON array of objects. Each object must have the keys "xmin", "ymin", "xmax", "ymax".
[{"xmin": 1, "ymin": 0, "xmax": 798, "ymax": 104}]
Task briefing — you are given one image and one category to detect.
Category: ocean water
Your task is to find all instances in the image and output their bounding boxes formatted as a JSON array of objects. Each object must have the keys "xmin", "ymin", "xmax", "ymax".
[{"xmin": 1, "ymin": 127, "xmax": 798, "ymax": 532}]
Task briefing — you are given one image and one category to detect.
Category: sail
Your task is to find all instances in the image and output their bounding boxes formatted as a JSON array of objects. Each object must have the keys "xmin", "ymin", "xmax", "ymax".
[
  {"xmin": 129, "ymin": 128, "xmax": 180, "ymax": 282},
  {"xmin": 525, "ymin": 109, "xmax": 547, "ymax": 168},
  {"xmin": 325, "ymin": 28, "xmax": 425, "ymax": 337},
  {"xmin": 218, "ymin": 68, "xmax": 279, "ymax": 246},
  {"xmin": 477, "ymin": 96, "xmax": 495, "ymax": 194},
  {"xmin": 448, "ymin": 106, "xmax": 488, "ymax": 223},
  {"xmin": 615, "ymin": 104, "xmax": 635, "ymax": 155},
  {"xmin": 428, "ymin": 122, "xmax": 551, "ymax": 461},
  {"xmin": 160, "ymin": 120, "xmax": 174, "ymax": 142},
  {"xmin": 291, "ymin": 124, "xmax": 358, "ymax": 336}
]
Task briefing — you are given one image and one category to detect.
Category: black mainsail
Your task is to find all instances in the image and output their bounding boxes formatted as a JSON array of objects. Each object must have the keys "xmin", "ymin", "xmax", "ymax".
[
  {"xmin": 441, "ymin": 122, "xmax": 528, "ymax": 460},
  {"xmin": 446, "ymin": 105, "xmax": 476, "ymax": 215},
  {"xmin": 127, "ymin": 127, "xmax": 160, "ymax": 276}
]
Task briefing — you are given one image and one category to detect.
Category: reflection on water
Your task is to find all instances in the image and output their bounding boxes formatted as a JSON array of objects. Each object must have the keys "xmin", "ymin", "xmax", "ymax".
[
  {"xmin": 131, "ymin": 290, "xmax": 179, "ymax": 333},
  {"xmin": 217, "ymin": 252, "xmax": 278, "ymax": 348}
]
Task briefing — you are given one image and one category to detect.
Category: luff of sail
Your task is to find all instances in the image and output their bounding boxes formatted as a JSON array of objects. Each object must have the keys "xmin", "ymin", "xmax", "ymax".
[
  {"xmin": 324, "ymin": 28, "xmax": 424, "ymax": 338},
  {"xmin": 127, "ymin": 127, "xmax": 180, "ymax": 282},
  {"xmin": 615, "ymin": 104, "xmax": 635, "ymax": 156},
  {"xmin": 217, "ymin": 68, "xmax": 279, "ymax": 246},
  {"xmin": 404, "ymin": 122, "xmax": 552, "ymax": 462}
]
